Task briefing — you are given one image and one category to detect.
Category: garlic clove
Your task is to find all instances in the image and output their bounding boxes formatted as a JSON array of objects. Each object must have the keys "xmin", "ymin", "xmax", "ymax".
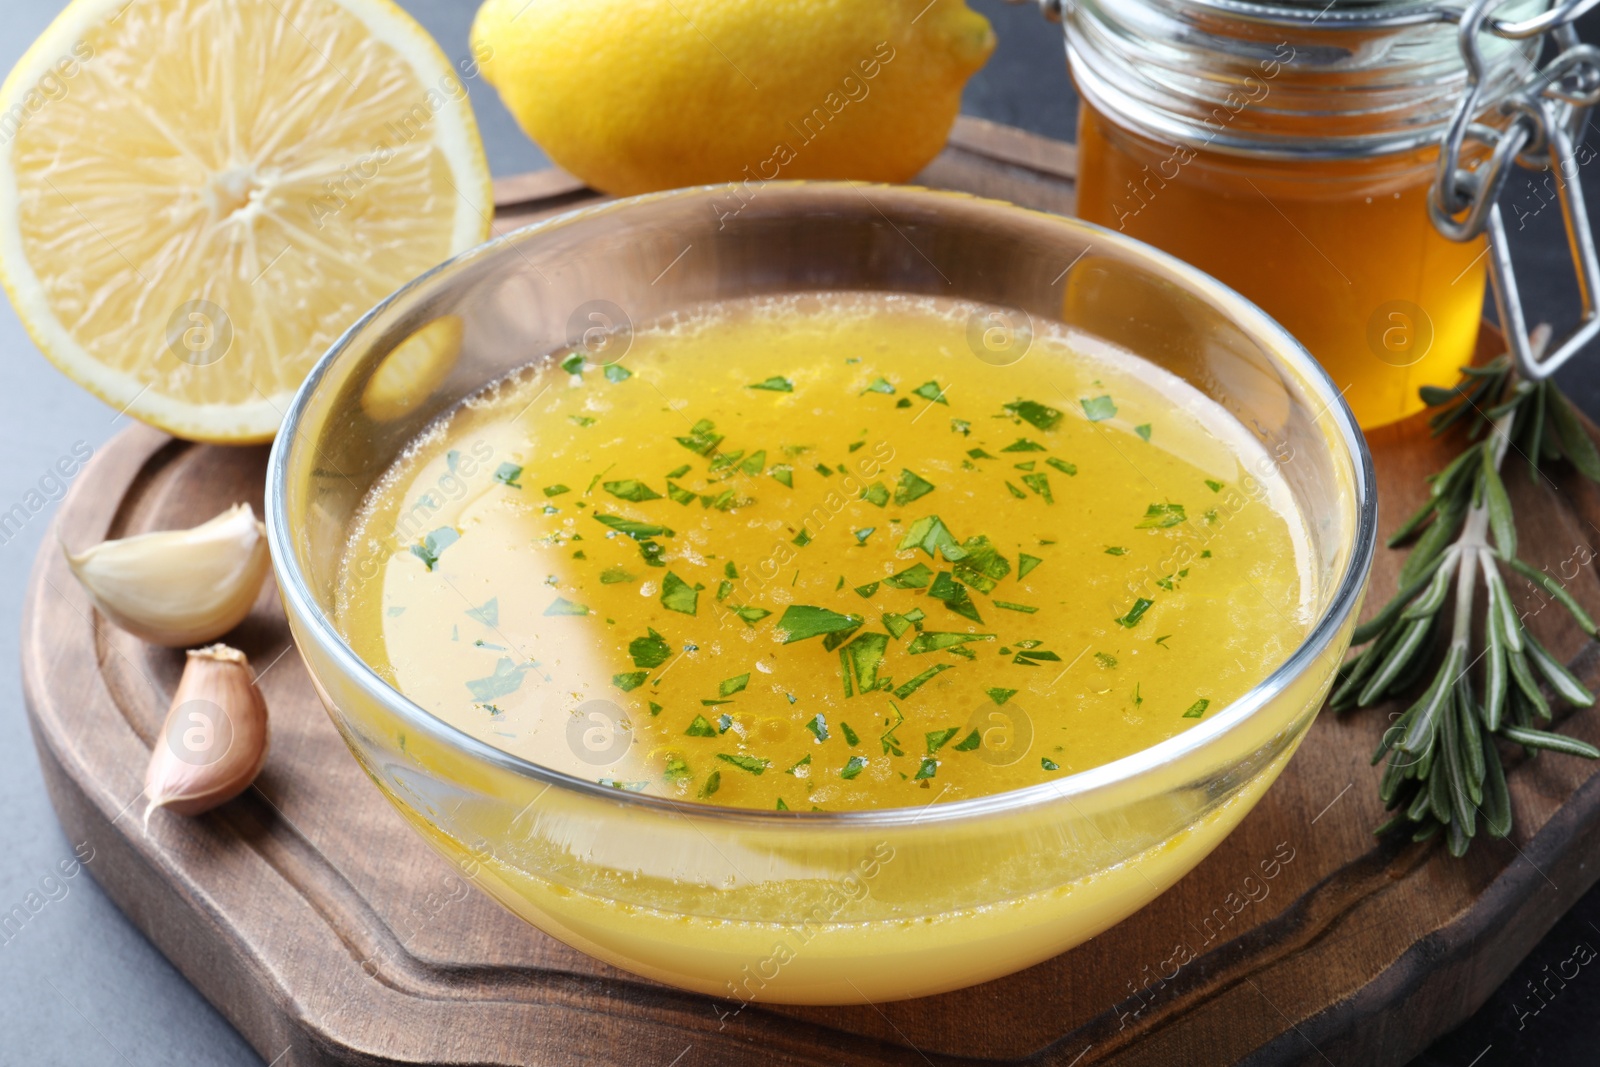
[
  {"xmin": 144, "ymin": 644, "xmax": 270, "ymax": 826},
  {"xmin": 65, "ymin": 502, "xmax": 270, "ymax": 647}
]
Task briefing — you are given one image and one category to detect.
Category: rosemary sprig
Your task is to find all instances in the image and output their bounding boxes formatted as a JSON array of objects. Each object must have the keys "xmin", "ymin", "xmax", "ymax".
[{"xmin": 1335, "ymin": 331, "xmax": 1600, "ymax": 856}]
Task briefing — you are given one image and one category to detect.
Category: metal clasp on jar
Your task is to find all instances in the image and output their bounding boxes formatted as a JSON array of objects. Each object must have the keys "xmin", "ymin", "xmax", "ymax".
[{"xmin": 1433, "ymin": 0, "xmax": 1600, "ymax": 380}]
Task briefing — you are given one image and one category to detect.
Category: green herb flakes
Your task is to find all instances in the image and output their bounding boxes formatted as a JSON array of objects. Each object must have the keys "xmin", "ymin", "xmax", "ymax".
[
  {"xmin": 777, "ymin": 605, "xmax": 864, "ymax": 643},
  {"xmin": 860, "ymin": 482, "xmax": 890, "ymax": 507},
  {"xmin": 986, "ymin": 687, "xmax": 1017, "ymax": 705},
  {"xmin": 604, "ymin": 364, "xmax": 633, "ymax": 383},
  {"xmin": 629, "ymin": 628, "xmax": 673, "ymax": 669},
  {"xmin": 410, "ymin": 527, "xmax": 458, "ymax": 571},
  {"xmin": 593, "ymin": 514, "xmax": 674, "ymax": 540},
  {"xmin": 952, "ymin": 536, "xmax": 1010, "ymax": 592},
  {"xmin": 1104, "ymin": 546, "xmax": 1127, "ymax": 556},
  {"xmin": 1016, "ymin": 553, "xmax": 1043, "ymax": 578},
  {"xmin": 1000, "ymin": 438, "xmax": 1047, "ymax": 453},
  {"xmin": 770, "ymin": 465, "xmax": 795, "ymax": 488},
  {"xmin": 907, "ymin": 631, "xmax": 994, "ymax": 654},
  {"xmin": 1081, "ymin": 395, "xmax": 1117, "ymax": 421},
  {"xmin": 1005, "ymin": 399, "xmax": 1063, "ymax": 431},
  {"xmin": 993, "ymin": 601, "xmax": 1039, "ymax": 613},
  {"xmin": 748, "ymin": 376, "xmax": 794, "ymax": 392},
  {"xmin": 884, "ymin": 562, "xmax": 934, "ymax": 589},
  {"xmin": 951, "ymin": 418, "xmax": 972, "ymax": 435},
  {"xmin": 717, "ymin": 753, "xmax": 769, "ymax": 775},
  {"xmin": 895, "ymin": 664, "xmax": 953, "ymax": 699},
  {"xmin": 1182, "ymin": 698, "xmax": 1211, "ymax": 719},
  {"xmin": 1205, "ymin": 479, "xmax": 1225, "ymax": 493},
  {"xmin": 1135, "ymin": 423, "xmax": 1152, "ymax": 441},
  {"xmin": 853, "ymin": 527, "xmax": 876, "ymax": 545},
  {"xmin": 465, "ymin": 598, "xmax": 498, "ymax": 626},
  {"xmin": 666, "ymin": 481, "xmax": 696, "ymax": 505},
  {"xmin": 544, "ymin": 597, "xmax": 589, "ymax": 617},
  {"xmin": 1116, "ymin": 598, "xmax": 1155, "ymax": 628},
  {"xmin": 1045, "ymin": 458, "xmax": 1077, "ymax": 476},
  {"xmin": 719, "ymin": 674, "xmax": 750, "ymax": 697},
  {"xmin": 1136, "ymin": 503, "xmax": 1187, "ymax": 529},
  {"xmin": 899, "ymin": 515, "xmax": 965, "ymax": 560},
  {"xmin": 863, "ymin": 377, "xmax": 895, "ymax": 395},
  {"xmin": 466, "ymin": 658, "xmax": 533, "ymax": 701},
  {"xmin": 894, "ymin": 469, "xmax": 936, "ymax": 506},
  {"xmin": 729, "ymin": 604, "xmax": 772, "ymax": 626},
  {"xmin": 660, "ymin": 571, "xmax": 699, "ymax": 615},
  {"xmin": 700, "ymin": 771, "xmax": 721, "ymax": 798},
  {"xmin": 1095, "ymin": 652, "xmax": 1118, "ymax": 669},
  {"xmin": 674, "ymin": 418, "xmax": 723, "ymax": 455},
  {"xmin": 1041, "ymin": 757, "xmax": 1060, "ymax": 771},
  {"xmin": 841, "ymin": 722, "xmax": 861, "ymax": 746},
  {"xmin": 912, "ymin": 380, "xmax": 949, "ymax": 405},
  {"xmin": 914, "ymin": 757, "xmax": 938, "ymax": 780},
  {"xmin": 686, "ymin": 715, "xmax": 718, "ymax": 737},
  {"xmin": 1021, "ymin": 473, "xmax": 1053, "ymax": 503},
  {"xmin": 806, "ymin": 714, "xmax": 829, "ymax": 742},
  {"xmin": 604, "ymin": 479, "xmax": 662, "ymax": 502},
  {"xmin": 841, "ymin": 755, "xmax": 868, "ymax": 780},
  {"xmin": 600, "ymin": 565, "xmax": 636, "ymax": 584},
  {"xmin": 840, "ymin": 632, "xmax": 891, "ymax": 695},
  {"xmin": 612, "ymin": 670, "xmax": 649, "ymax": 692}
]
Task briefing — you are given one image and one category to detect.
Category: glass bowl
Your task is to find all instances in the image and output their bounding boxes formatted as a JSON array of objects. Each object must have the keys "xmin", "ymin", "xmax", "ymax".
[{"xmin": 265, "ymin": 182, "xmax": 1375, "ymax": 1006}]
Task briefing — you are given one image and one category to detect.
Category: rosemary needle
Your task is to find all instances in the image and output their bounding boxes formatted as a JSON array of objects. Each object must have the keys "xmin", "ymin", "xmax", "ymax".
[{"xmin": 1338, "ymin": 328, "xmax": 1600, "ymax": 857}]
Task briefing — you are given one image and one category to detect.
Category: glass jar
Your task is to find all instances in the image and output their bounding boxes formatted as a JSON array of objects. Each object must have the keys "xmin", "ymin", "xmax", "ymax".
[{"xmin": 1067, "ymin": 0, "xmax": 1547, "ymax": 429}]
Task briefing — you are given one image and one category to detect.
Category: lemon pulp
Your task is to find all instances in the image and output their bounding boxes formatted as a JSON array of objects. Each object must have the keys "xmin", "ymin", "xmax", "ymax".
[{"xmin": 0, "ymin": 0, "xmax": 491, "ymax": 441}]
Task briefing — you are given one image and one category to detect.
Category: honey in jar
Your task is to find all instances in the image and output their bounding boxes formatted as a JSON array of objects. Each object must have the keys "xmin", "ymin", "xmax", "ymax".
[{"xmin": 1065, "ymin": 0, "xmax": 1543, "ymax": 429}]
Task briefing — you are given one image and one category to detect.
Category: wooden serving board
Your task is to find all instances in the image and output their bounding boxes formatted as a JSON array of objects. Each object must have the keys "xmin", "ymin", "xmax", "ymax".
[{"xmin": 23, "ymin": 117, "xmax": 1600, "ymax": 1067}]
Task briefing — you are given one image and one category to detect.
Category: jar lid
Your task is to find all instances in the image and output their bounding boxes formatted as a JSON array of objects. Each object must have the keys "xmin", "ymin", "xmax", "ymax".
[
  {"xmin": 1183, "ymin": 0, "xmax": 1463, "ymax": 26},
  {"xmin": 1066, "ymin": 0, "xmax": 1545, "ymax": 159}
]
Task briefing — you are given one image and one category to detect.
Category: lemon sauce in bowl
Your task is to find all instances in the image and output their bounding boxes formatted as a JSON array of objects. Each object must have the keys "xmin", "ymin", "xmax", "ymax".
[
  {"xmin": 336, "ymin": 292, "xmax": 1314, "ymax": 811},
  {"xmin": 270, "ymin": 184, "xmax": 1372, "ymax": 1003}
]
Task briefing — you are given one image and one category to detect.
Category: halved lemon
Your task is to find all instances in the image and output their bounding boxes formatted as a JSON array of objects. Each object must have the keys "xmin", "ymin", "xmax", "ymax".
[{"xmin": 0, "ymin": 0, "xmax": 492, "ymax": 443}]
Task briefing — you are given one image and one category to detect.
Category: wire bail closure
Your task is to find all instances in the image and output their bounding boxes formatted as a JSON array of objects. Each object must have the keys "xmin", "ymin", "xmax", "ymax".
[{"xmin": 1434, "ymin": 0, "xmax": 1600, "ymax": 380}]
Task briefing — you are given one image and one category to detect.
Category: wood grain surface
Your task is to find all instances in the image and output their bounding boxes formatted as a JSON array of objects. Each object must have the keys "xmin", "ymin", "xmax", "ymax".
[{"xmin": 22, "ymin": 118, "xmax": 1600, "ymax": 1067}]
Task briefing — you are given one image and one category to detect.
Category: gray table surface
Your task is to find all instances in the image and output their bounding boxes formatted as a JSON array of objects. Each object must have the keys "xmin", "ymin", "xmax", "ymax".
[{"xmin": 1, "ymin": 2, "xmax": 1597, "ymax": 1064}]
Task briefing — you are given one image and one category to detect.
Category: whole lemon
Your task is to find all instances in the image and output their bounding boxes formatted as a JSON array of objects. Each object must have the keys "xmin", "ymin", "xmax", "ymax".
[{"xmin": 472, "ymin": 0, "xmax": 996, "ymax": 196}]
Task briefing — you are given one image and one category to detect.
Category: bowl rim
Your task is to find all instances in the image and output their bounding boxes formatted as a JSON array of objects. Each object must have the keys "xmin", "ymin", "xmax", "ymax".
[{"xmin": 266, "ymin": 180, "xmax": 1377, "ymax": 829}]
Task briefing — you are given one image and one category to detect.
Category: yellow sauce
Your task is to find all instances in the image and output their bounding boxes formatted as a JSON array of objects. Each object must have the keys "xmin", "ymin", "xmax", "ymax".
[{"xmin": 336, "ymin": 294, "xmax": 1314, "ymax": 813}]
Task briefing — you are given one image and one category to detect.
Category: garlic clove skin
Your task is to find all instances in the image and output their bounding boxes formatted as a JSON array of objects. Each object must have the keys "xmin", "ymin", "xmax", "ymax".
[
  {"xmin": 65, "ymin": 503, "xmax": 270, "ymax": 647},
  {"xmin": 144, "ymin": 644, "xmax": 270, "ymax": 825}
]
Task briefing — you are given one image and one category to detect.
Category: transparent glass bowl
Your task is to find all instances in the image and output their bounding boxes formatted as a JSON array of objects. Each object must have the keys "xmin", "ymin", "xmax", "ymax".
[{"xmin": 265, "ymin": 183, "xmax": 1376, "ymax": 1005}]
